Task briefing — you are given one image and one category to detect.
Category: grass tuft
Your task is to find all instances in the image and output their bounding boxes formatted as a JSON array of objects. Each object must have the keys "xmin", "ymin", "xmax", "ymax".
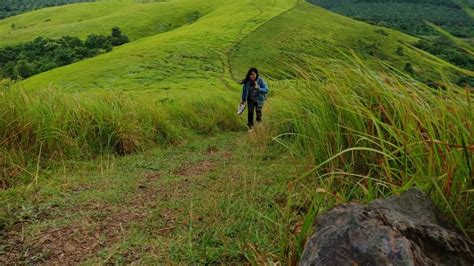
[{"xmin": 268, "ymin": 56, "xmax": 473, "ymax": 241}]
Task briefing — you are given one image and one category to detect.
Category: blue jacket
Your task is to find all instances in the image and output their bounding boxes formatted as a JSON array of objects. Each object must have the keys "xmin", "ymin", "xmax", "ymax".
[{"xmin": 241, "ymin": 77, "xmax": 269, "ymax": 107}]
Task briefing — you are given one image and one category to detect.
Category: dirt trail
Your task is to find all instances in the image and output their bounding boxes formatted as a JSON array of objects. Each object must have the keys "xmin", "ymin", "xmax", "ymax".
[
  {"xmin": 1, "ymin": 169, "xmax": 165, "ymax": 264},
  {"xmin": 1, "ymin": 124, "xmax": 302, "ymax": 264},
  {"xmin": 0, "ymin": 136, "xmax": 242, "ymax": 264}
]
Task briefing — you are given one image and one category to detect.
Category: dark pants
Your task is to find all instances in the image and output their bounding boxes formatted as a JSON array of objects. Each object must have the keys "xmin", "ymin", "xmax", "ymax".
[{"xmin": 247, "ymin": 100, "xmax": 262, "ymax": 128}]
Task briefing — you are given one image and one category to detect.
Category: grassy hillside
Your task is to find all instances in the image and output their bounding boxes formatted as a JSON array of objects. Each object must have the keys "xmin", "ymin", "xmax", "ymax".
[
  {"xmin": 229, "ymin": 2, "xmax": 470, "ymax": 83},
  {"xmin": 12, "ymin": 0, "xmax": 296, "ymax": 92},
  {"xmin": 1, "ymin": 0, "xmax": 298, "ymax": 185},
  {"xmin": 0, "ymin": 1, "xmax": 215, "ymax": 47},
  {"xmin": 305, "ymin": 0, "xmax": 474, "ymax": 75},
  {"xmin": 14, "ymin": 0, "xmax": 470, "ymax": 92},
  {"xmin": 0, "ymin": 0, "xmax": 472, "ymax": 264},
  {"xmin": 308, "ymin": 0, "xmax": 474, "ymax": 38},
  {"xmin": 1, "ymin": 59, "xmax": 472, "ymax": 264},
  {"xmin": 0, "ymin": 0, "xmax": 91, "ymax": 20}
]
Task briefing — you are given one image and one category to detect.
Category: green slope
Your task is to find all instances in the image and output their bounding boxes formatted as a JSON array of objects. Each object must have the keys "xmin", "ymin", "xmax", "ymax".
[
  {"xmin": 17, "ymin": 0, "xmax": 297, "ymax": 92},
  {"xmin": 9, "ymin": 0, "xmax": 469, "ymax": 93},
  {"xmin": 1, "ymin": 1, "xmax": 472, "ymax": 263},
  {"xmin": 307, "ymin": 0, "xmax": 474, "ymax": 38},
  {"xmin": 0, "ymin": 0, "xmax": 91, "ymax": 20},
  {"xmin": 0, "ymin": 1, "xmax": 216, "ymax": 47},
  {"xmin": 229, "ymin": 2, "xmax": 469, "ymax": 82}
]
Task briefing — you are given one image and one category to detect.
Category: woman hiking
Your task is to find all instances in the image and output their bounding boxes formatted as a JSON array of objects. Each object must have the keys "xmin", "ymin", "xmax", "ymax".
[{"xmin": 240, "ymin": 67, "xmax": 269, "ymax": 131}]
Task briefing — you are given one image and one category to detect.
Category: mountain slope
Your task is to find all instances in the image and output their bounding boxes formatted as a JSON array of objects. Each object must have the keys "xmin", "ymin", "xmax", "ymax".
[
  {"xmin": 0, "ymin": 1, "xmax": 216, "ymax": 47},
  {"xmin": 308, "ymin": 0, "xmax": 474, "ymax": 38},
  {"xmin": 10, "ymin": 0, "xmax": 469, "ymax": 93},
  {"xmin": 0, "ymin": 0, "xmax": 90, "ymax": 20},
  {"xmin": 1, "ymin": 1, "xmax": 472, "ymax": 264},
  {"xmin": 229, "ymin": 2, "xmax": 469, "ymax": 83},
  {"xmin": 17, "ymin": 0, "xmax": 297, "ymax": 93}
]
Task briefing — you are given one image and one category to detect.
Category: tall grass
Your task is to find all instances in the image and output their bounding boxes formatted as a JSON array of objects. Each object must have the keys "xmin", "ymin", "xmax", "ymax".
[
  {"xmin": 0, "ymin": 83, "xmax": 242, "ymax": 188},
  {"xmin": 264, "ymin": 56, "xmax": 473, "ymax": 260}
]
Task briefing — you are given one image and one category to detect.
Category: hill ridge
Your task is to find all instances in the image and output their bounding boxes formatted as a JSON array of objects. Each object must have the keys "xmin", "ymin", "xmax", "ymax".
[{"xmin": 13, "ymin": 0, "xmax": 297, "ymax": 92}]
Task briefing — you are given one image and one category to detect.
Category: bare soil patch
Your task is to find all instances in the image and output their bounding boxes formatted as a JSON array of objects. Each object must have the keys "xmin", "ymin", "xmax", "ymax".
[
  {"xmin": 0, "ymin": 171, "xmax": 164, "ymax": 264},
  {"xmin": 175, "ymin": 160, "xmax": 216, "ymax": 177}
]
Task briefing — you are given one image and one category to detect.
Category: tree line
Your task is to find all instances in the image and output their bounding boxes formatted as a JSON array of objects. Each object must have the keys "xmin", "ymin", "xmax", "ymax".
[
  {"xmin": 308, "ymin": 0, "xmax": 474, "ymax": 77},
  {"xmin": 308, "ymin": 0, "xmax": 474, "ymax": 38},
  {"xmin": 0, "ymin": 0, "xmax": 91, "ymax": 19},
  {"xmin": 415, "ymin": 37, "xmax": 474, "ymax": 71},
  {"xmin": 0, "ymin": 27, "xmax": 129, "ymax": 80}
]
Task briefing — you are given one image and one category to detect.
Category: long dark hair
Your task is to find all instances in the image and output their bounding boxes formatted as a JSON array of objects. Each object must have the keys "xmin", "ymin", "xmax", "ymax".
[{"xmin": 241, "ymin": 67, "xmax": 259, "ymax": 85}]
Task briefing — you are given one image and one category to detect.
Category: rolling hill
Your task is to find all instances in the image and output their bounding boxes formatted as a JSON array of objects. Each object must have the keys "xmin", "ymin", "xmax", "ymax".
[
  {"xmin": 4, "ymin": 0, "xmax": 296, "ymax": 93},
  {"xmin": 229, "ymin": 1, "xmax": 470, "ymax": 83},
  {"xmin": 0, "ymin": 0, "xmax": 91, "ymax": 20},
  {"xmin": 1, "ymin": 0, "xmax": 472, "ymax": 264},
  {"xmin": 308, "ymin": 0, "xmax": 474, "ymax": 38},
  {"xmin": 2, "ymin": 0, "xmax": 469, "ymax": 93},
  {"xmin": 0, "ymin": 1, "xmax": 216, "ymax": 47}
]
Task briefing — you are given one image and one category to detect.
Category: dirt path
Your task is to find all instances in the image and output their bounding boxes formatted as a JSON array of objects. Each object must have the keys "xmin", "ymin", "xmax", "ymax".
[{"xmin": 0, "ymin": 131, "xmax": 305, "ymax": 264}]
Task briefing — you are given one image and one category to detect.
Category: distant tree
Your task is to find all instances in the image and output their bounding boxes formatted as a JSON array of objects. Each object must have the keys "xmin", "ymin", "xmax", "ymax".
[
  {"xmin": 13, "ymin": 59, "xmax": 34, "ymax": 79},
  {"xmin": 414, "ymin": 36, "xmax": 474, "ymax": 71},
  {"xmin": 85, "ymin": 34, "xmax": 112, "ymax": 50},
  {"xmin": 35, "ymin": 57, "xmax": 57, "ymax": 72},
  {"xmin": 456, "ymin": 75, "xmax": 474, "ymax": 88},
  {"xmin": 0, "ymin": 27, "xmax": 129, "ymax": 80},
  {"xmin": 110, "ymin": 26, "xmax": 129, "ymax": 46},
  {"xmin": 308, "ymin": 0, "xmax": 474, "ymax": 38},
  {"xmin": 111, "ymin": 26, "xmax": 122, "ymax": 39},
  {"xmin": 60, "ymin": 36, "xmax": 83, "ymax": 48},
  {"xmin": 0, "ymin": 62, "xmax": 16, "ymax": 79},
  {"xmin": 54, "ymin": 47, "xmax": 74, "ymax": 66},
  {"xmin": 73, "ymin": 46, "xmax": 94, "ymax": 59},
  {"xmin": 0, "ymin": 0, "xmax": 92, "ymax": 20}
]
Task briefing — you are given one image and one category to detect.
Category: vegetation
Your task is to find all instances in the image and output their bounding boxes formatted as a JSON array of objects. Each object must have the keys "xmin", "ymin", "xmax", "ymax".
[
  {"xmin": 0, "ymin": 27, "xmax": 129, "ymax": 80},
  {"xmin": 415, "ymin": 36, "xmax": 474, "ymax": 71},
  {"xmin": 11, "ymin": 1, "xmax": 467, "ymax": 93},
  {"xmin": 307, "ymin": 0, "xmax": 474, "ymax": 73},
  {"xmin": 229, "ymin": 2, "xmax": 471, "ymax": 86},
  {"xmin": 0, "ymin": 84, "xmax": 241, "ymax": 189},
  {"xmin": 0, "ymin": 1, "xmax": 211, "ymax": 47},
  {"xmin": 0, "ymin": 0, "xmax": 472, "ymax": 264},
  {"xmin": 1, "ymin": 58, "xmax": 472, "ymax": 263},
  {"xmin": 269, "ymin": 57, "xmax": 473, "ymax": 238},
  {"xmin": 0, "ymin": 0, "xmax": 90, "ymax": 19},
  {"xmin": 308, "ymin": 0, "xmax": 474, "ymax": 38},
  {"xmin": 0, "ymin": 0, "xmax": 298, "ymax": 185}
]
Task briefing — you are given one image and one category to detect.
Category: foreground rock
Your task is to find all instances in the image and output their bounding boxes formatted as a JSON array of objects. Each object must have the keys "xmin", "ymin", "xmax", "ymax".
[{"xmin": 300, "ymin": 189, "xmax": 473, "ymax": 265}]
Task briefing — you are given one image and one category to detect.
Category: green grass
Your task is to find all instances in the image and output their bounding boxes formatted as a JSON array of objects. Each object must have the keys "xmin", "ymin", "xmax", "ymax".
[
  {"xmin": 229, "ymin": 1, "xmax": 472, "ymax": 83},
  {"xmin": 0, "ymin": 0, "xmax": 297, "ymax": 186},
  {"xmin": 0, "ymin": 83, "xmax": 243, "ymax": 188},
  {"xmin": 0, "ymin": 0, "xmax": 473, "ymax": 264},
  {"xmin": 0, "ymin": 1, "xmax": 216, "ymax": 47},
  {"xmin": 7, "ymin": 0, "xmax": 468, "ymax": 93},
  {"xmin": 11, "ymin": 0, "xmax": 295, "ymax": 92},
  {"xmin": 1, "ymin": 56, "xmax": 472, "ymax": 263},
  {"xmin": 0, "ymin": 132, "xmax": 311, "ymax": 264},
  {"xmin": 268, "ymin": 56, "xmax": 473, "ymax": 236},
  {"xmin": 0, "ymin": 0, "xmax": 295, "ymax": 186}
]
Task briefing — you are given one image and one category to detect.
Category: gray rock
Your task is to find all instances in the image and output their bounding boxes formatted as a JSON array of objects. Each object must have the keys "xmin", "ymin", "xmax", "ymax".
[{"xmin": 300, "ymin": 189, "xmax": 473, "ymax": 266}]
